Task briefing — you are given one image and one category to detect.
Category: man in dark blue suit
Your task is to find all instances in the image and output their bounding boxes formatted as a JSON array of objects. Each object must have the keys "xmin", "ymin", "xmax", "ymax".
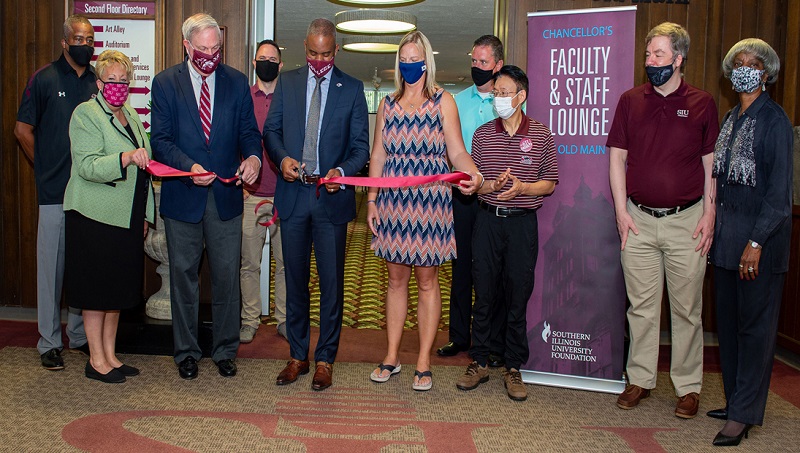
[
  {"xmin": 151, "ymin": 13, "xmax": 262, "ymax": 380},
  {"xmin": 264, "ymin": 18, "xmax": 369, "ymax": 391}
]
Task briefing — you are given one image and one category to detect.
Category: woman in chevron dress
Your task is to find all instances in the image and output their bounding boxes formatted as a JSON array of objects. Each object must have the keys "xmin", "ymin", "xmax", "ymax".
[{"xmin": 366, "ymin": 31, "xmax": 484, "ymax": 391}]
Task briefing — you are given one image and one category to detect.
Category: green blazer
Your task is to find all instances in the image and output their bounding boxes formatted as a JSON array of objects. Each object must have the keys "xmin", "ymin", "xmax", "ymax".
[{"xmin": 64, "ymin": 93, "xmax": 155, "ymax": 228}]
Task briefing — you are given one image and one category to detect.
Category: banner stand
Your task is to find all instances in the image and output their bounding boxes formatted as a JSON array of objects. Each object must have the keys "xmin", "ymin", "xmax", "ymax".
[
  {"xmin": 522, "ymin": 370, "xmax": 625, "ymax": 394},
  {"xmin": 522, "ymin": 6, "xmax": 637, "ymax": 394}
]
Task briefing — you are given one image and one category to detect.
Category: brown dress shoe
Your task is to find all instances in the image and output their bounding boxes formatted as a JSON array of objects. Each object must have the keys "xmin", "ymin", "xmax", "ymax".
[
  {"xmin": 616, "ymin": 384, "xmax": 651, "ymax": 409},
  {"xmin": 276, "ymin": 358, "xmax": 309, "ymax": 385},
  {"xmin": 312, "ymin": 361, "xmax": 333, "ymax": 391},
  {"xmin": 675, "ymin": 392, "xmax": 700, "ymax": 419}
]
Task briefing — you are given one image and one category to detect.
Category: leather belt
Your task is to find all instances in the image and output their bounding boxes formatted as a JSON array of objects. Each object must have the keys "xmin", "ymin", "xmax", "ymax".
[
  {"xmin": 300, "ymin": 173, "xmax": 320, "ymax": 185},
  {"xmin": 478, "ymin": 200, "xmax": 534, "ymax": 218},
  {"xmin": 630, "ymin": 196, "xmax": 702, "ymax": 218}
]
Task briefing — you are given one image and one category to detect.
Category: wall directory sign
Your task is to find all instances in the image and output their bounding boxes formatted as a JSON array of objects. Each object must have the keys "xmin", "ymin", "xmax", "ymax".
[{"xmin": 73, "ymin": 1, "xmax": 157, "ymax": 132}]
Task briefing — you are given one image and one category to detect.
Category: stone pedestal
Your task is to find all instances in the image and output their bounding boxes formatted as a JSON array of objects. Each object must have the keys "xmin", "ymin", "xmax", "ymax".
[{"xmin": 143, "ymin": 183, "xmax": 172, "ymax": 320}]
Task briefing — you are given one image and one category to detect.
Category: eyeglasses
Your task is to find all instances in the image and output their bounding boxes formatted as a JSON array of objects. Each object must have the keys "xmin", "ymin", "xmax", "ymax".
[{"xmin": 491, "ymin": 90, "xmax": 518, "ymax": 98}]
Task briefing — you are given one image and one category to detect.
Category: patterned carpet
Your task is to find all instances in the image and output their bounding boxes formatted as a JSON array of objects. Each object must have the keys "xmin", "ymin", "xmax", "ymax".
[
  {"xmin": 266, "ymin": 190, "xmax": 453, "ymax": 330},
  {"xmin": 2, "ymin": 346, "xmax": 799, "ymax": 452}
]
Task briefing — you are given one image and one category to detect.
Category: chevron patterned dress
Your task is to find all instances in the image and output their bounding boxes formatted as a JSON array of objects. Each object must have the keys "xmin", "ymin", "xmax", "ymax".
[{"xmin": 372, "ymin": 89, "xmax": 455, "ymax": 266}]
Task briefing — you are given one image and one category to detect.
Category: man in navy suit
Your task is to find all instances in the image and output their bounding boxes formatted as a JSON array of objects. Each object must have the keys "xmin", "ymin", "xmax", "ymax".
[
  {"xmin": 151, "ymin": 13, "xmax": 262, "ymax": 380},
  {"xmin": 264, "ymin": 18, "xmax": 369, "ymax": 391}
]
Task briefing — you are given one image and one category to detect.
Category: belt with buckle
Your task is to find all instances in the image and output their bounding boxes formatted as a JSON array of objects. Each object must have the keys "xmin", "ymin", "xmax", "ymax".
[
  {"xmin": 478, "ymin": 200, "xmax": 534, "ymax": 217},
  {"xmin": 300, "ymin": 173, "xmax": 320, "ymax": 185},
  {"xmin": 630, "ymin": 196, "xmax": 702, "ymax": 218}
]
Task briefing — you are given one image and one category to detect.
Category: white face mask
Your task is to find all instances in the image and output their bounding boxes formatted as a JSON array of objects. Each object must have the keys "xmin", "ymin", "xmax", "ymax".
[{"xmin": 493, "ymin": 92, "xmax": 520, "ymax": 119}]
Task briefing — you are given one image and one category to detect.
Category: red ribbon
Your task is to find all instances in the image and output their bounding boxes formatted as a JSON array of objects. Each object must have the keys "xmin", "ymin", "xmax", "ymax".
[
  {"xmin": 319, "ymin": 171, "xmax": 471, "ymax": 189},
  {"xmin": 254, "ymin": 199, "xmax": 278, "ymax": 227},
  {"xmin": 145, "ymin": 160, "xmax": 239, "ymax": 183}
]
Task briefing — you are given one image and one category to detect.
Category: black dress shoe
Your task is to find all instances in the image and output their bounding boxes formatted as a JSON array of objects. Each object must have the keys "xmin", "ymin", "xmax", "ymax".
[
  {"xmin": 85, "ymin": 361, "xmax": 126, "ymax": 383},
  {"xmin": 706, "ymin": 408, "xmax": 728, "ymax": 420},
  {"xmin": 41, "ymin": 348, "xmax": 65, "ymax": 371},
  {"xmin": 216, "ymin": 359, "xmax": 237, "ymax": 377},
  {"xmin": 436, "ymin": 342, "xmax": 468, "ymax": 357},
  {"xmin": 178, "ymin": 357, "xmax": 198, "ymax": 380},
  {"xmin": 116, "ymin": 364, "xmax": 140, "ymax": 377},
  {"xmin": 712, "ymin": 425, "xmax": 751, "ymax": 446},
  {"xmin": 488, "ymin": 353, "xmax": 505, "ymax": 368}
]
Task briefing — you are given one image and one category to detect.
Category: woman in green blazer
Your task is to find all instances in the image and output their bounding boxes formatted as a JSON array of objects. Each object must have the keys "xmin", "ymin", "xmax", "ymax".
[{"xmin": 64, "ymin": 50, "xmax": 155, "ymax": 384}]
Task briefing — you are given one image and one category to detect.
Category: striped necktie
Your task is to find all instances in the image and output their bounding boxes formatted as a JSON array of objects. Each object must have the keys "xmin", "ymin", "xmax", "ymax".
[{"xmin": 199, "ymin": 76, "xmax": 211, "ymax": 143}]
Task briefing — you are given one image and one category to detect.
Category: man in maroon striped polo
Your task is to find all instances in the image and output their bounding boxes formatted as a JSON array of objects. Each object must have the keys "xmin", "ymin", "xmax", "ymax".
[{"xmin": 456, "ymin": 65, "xmax": 559, "ymax": 401}]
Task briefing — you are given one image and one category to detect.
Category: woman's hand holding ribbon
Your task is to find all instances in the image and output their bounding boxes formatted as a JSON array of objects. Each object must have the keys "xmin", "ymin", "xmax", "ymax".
[
  {"xmin": 122, "ymin": 147, "xmax": 150, "ymax": 170},
  {"xmin": 457, "ymin": 171, "xmax": 482, "ymax": 195}
]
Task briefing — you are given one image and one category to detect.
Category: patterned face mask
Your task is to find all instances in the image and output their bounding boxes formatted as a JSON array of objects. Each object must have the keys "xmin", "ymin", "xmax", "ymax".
[
  {"xmin": 102, "ymin": 81, "xmax": 129, "ymax": 107},
  {"xmin": 730, "ymin": 66, "xmax": 765, "ymax": 93}
]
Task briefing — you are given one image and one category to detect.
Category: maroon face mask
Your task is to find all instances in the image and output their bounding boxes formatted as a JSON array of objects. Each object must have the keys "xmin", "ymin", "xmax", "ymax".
[
  {"xmin": 190, "ymin": 45, "xmax": 221, "ymax": 74},
  {"xmin": 307, "ymin": 57, "xmax": 334, "ymax": 78},
  {"xmin": 102, "ymin": 81, "xmax": 129, "ymax": 107}
]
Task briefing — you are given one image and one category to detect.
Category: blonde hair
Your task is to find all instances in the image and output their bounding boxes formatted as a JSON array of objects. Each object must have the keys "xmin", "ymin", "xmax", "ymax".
[
  {"xmin": 393, "ymin": 31, "xmax": 438, "ymax": 101},
  {"xmin": 95, "ymin": 50, "xmax": 134, "ymax": 81}
]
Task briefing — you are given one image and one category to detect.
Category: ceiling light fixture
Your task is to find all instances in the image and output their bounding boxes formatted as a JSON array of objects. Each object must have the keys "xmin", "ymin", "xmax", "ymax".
[
  {"xmin": 335, "ymin": 10, "xmax": 416, "ymax": 34},
  {"xmin": 341, "ymin": 35, "xmax": 401, "ymax": 53},
  {"xmin": 331, "ymin": 0, "xmax": 422, "ymax": 6}
]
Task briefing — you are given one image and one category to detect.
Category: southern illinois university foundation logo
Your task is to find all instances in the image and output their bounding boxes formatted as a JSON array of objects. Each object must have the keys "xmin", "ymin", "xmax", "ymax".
[
  {"xmin": 542, "ymin": 320, "xmax": 552, "ymax": 343},
  {"xmin": 61, "ymin": 389, "xmax": 499, "ymax": 452}
]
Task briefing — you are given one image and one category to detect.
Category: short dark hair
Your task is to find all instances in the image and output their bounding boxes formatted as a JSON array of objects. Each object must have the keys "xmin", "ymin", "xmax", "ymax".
[
  {"xmin": 493, "ymin": 65, "xmax": 528, "ymax": 94},
  {"xmin": 255, "ymin": 39, "xmax": 281, "ymax": 59},
  {"xmin": 473, "ymin": 35, "xmax": 504, "ymax": 64}
]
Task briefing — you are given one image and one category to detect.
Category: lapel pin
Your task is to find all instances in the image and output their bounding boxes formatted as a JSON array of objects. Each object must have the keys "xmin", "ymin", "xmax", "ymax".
[{"xmin": 336, "ymin": 82, "xmax": 342, "ymax": 87}]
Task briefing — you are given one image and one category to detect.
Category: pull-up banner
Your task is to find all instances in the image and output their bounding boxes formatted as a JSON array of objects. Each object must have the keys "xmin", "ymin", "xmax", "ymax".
[{"xmin": 523, "ymin": 6, "xmax": 636, "ymax": 393}]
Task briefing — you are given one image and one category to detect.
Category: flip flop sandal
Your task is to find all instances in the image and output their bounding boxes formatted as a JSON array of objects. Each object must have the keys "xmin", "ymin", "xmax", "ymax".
[
  {"xmin": 413, "ymin": 370, "xmax": 433, "ymax": 391},
  {"xmin": 370, "ymin": 363, "xmax": 401, "ymax": 383}
]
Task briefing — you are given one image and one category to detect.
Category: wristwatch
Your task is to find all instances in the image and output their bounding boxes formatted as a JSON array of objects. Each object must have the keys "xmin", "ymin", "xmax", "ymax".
[{"xmin": 749, "ymin": 240, "xmax": 762, "ymax": 249}]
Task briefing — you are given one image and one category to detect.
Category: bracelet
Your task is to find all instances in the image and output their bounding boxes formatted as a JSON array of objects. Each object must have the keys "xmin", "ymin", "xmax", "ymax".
[
  {"xmin": 367, "ymin": 200, "xmax": 376, "ymax": 204},
  {"xmin": 476, "ymin": 172, "xmax": 485, "ymax": 190}
]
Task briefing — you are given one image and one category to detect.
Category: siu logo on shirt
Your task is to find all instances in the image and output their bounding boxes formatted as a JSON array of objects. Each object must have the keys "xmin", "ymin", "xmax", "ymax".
[{"xmin": 677, "ymin": 109, "xmax": 689, "ymax": 118}]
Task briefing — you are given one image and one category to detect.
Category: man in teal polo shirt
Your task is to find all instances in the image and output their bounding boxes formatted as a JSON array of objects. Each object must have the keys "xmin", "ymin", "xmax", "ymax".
[{"xmin": 437, "ymin": 35, "xmax": 506, "ymax": 366}]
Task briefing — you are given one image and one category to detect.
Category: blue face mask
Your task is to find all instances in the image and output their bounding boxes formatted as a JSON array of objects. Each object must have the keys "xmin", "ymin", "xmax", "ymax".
[{"xmin": 399, "ymin": 60, "xmax": 426, "ymax": 84}]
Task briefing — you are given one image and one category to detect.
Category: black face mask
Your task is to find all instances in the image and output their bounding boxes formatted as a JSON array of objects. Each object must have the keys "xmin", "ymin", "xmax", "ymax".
[
  {"xmin": 255, "ymin": 60, "xmax": 280, "ymax": 83},
  {"xmin": 471, "ymin": 66, "xmax": 494, "ymax": 87},
  {"xmin": 68, "ymin": 44, "xmax": 94, "ymax": 67},
  {"xmin": 645, "ymin": 62, "xmax": 674, "ymax": 87}
]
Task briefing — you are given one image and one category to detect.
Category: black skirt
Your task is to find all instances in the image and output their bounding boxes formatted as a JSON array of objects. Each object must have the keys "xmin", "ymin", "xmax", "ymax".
[{"xmin": 65, "ymin": 170, "xmax": 148, "ymax": 311}]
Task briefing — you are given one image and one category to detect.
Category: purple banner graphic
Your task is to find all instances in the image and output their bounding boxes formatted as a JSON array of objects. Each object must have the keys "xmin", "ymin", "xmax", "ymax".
[{"xmin": 524, "ymin": 7, "xmax": 636, "ymax": 385}]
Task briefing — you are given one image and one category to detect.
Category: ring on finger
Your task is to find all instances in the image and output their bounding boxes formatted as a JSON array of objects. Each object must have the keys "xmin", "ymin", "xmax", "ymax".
[{"xmin": 748, "ymin": 267, "xmax": 754, "ymax": 272}]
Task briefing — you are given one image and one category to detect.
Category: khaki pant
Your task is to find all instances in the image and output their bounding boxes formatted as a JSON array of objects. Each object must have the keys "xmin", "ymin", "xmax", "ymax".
[
  {"xmin": 241, "ymin": 194, "xmax": 286, "ymax": 329},
  {"xmin": 621, "ymin": 198, "xmax": 705, "ymax": 397}
]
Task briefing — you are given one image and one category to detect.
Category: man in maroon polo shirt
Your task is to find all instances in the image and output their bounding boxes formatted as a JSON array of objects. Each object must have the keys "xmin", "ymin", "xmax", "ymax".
[
  {"xmin": 240, "ymin": 39, "xmax": 286, "ymax": 344},
  {"xmin": 607, "ymin": 22, "xmax": 719, "ymax": 418}
]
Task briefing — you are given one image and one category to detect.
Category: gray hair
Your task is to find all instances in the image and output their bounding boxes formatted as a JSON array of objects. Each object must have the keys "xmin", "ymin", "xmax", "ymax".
[
  {"xmin": 722, "ymin": 38, "xmax": 781, "ymax": 85},
  {"xmin": 63, "ymin": 15, "xmax": 92, "ymax": 39},
  {"xmin": 307, "ymin": 18, "xmax": 336, "ymax": 39},
  {"xmin": 646, "ymin": 22, "xmax": 690, "ymax": 70},
  {"xmin": 182, "ymin": 13, "xmax": 220, "ymax": 42}
]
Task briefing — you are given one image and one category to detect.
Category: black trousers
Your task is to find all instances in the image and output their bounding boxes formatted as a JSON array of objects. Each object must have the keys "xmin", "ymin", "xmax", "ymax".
[
  {"xmin": 714, "ymin": 266, "xmax": 785, "ymax": 426},
  {"xmin": 450, "ymin": 189, "xmax": 506, "ymax": 352},
  {"xmin": 470, "ymin": 209, "xmax": 538, "ymax": 370}
]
